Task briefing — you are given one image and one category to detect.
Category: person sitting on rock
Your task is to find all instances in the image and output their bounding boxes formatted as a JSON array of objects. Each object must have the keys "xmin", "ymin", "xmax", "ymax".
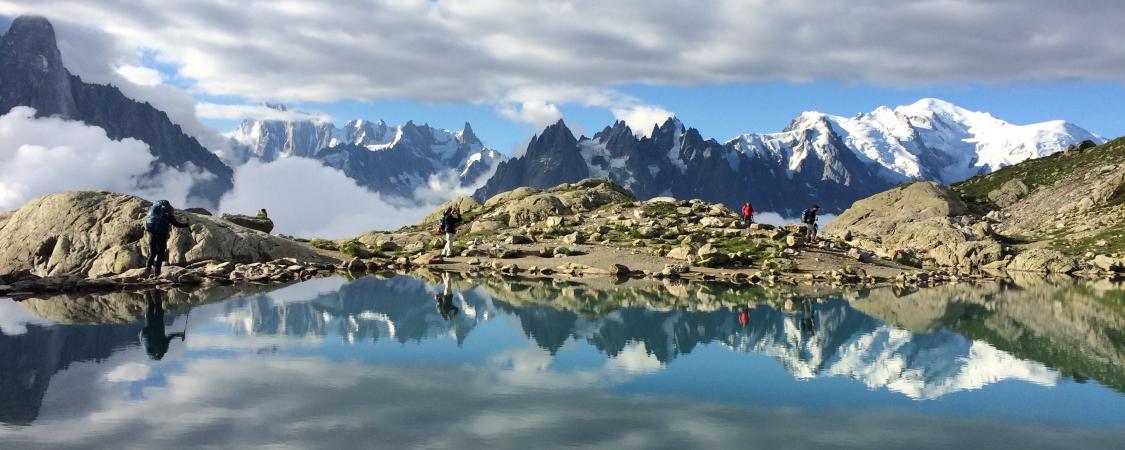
[
  {"xmin": 741, "ymin": 202, "xmax": 755, "ymax": 223},
  {"xmin": 144, "ymin": 199, "xmax": 190, "ymax": 278},
  {"xmin": 439, "ymin": 207, "xmax": 463, "ymax": 257},
  {"xmin": 801, "ymin": 205, "xmax": 820, "ymax": 242},
  {"xmin": 257, "ymin": 208, "xmax": 268, "ymax": 219}
]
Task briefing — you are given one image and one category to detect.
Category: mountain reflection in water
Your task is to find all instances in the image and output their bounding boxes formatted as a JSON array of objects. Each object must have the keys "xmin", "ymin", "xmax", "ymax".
[{"xmin": 1, "ymin": 274, "xmax": 1123, "ymax": 448}]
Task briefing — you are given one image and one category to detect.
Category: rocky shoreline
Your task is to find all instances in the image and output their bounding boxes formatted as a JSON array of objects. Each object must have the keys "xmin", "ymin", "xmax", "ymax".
[{"xmin": 3, "ymin": 138, "xmax": 1124, "ymax": 301}]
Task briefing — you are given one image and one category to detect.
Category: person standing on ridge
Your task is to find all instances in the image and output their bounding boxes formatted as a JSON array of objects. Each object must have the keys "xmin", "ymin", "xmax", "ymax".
[
  {"xmin": 144, "ymin": 199, "xmax": 190, "ymax": 278},
  {"xmin": 741, "ymin": 202, "xmax": 755, "ymax": 224},
  {"xmin": 439, "ymin": 207, "xmax": 463, "ymax": 257},
  {"xmin": 801, "ymin": 204, "xmax": 820, "ymax": 242}
]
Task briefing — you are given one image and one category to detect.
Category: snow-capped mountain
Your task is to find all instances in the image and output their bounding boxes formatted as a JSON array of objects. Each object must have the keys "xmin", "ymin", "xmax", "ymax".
[
  {"xmin": 477, "ymin": 117, "xmax": 890, "ymax": 214},
  {"xmin": 228, "ymin": 110, "xmax": 504, "ymax": 199},
  {"xmin": 477, "ymin": 100, "xmax": 1103, "ymax": 213},
  {"xmin": 734, "ymin": 98, "xmax": 1106, "ymax": 184}
]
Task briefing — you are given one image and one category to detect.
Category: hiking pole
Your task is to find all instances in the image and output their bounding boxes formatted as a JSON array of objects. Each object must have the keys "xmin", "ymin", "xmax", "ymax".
[{"xmin": 181, "ymin": 309, "xmax": 191, "ymax": 342}]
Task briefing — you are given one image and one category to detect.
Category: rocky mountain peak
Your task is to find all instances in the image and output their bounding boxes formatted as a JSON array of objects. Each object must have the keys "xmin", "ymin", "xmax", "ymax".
[
  {"xmin": 0, "ymin": 15, "xmax": 77, "ymax": 118},
  {"xmin": 459, "ymin": 122, "xmax": 479, "ymax": 144},
  {"xmin": 529, "ymin": 119, "xmax": 578, "ymax": 155},
  {"xmin": 594, "ymin": 120, "xmax": 634, "ymax": 143},
  {"xmin": 0, "ymin": 15, "xmax": 233, "ymax": 204}
]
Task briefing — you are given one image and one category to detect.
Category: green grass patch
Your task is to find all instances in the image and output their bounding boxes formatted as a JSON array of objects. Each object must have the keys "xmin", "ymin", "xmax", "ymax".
[
  {"xmin": 641, "ymin": 201, "xmax": 679, "ymax": 217},
  {"xmin": 1052, "ymin": 221, "xmax": 1125, "ymax": 256},
  {"xmin": 714, "ymin": 238, "xmax": 773, "ymax": 263},
  {"xmin": 339, "ymin": 240, "xmax": 371, "ymax": 257},
  {"xmin": 953, "ymin": 137, "xmax": 1125, "ymax": 207},
  {"xmin": 309, "ymin": 238, "xmax": 338, "ymax": 251}
]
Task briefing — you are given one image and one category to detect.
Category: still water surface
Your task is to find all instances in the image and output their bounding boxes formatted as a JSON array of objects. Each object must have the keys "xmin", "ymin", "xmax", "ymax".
[{"xmin": 1, "ymin": 274, "xmax": 1123, "ymax": 448}]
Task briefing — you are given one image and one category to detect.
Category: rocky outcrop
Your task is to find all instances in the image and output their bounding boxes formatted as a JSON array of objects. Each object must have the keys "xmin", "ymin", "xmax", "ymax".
[
  {"xmin": 0, "ymin": 191, "xmax": 333, "ymax": 279},
  {"xmin": 420, "ymin": 196, "xmax": 482, "ymax": 226},
  {"xmin": 494, "ymin": 179, "xmax": 636, "ymax": 227},
  {"xmin": 221, "ymin": 214, "xmax": 275, "ymax": 233},
  {"xmin": 986, "ymin": 179, "xmax": 1029, "ymax": 207},
  {"xmin": 950, "ymin": 137, "xmax": 1125, "ymax": 274},
  {"xmin": 825, "ymin": 182, "xmax": 1003, "ymax": 269},
  {"xmin": 1008, "ymin": 249, "xmax": 1077, "ymax": 273}
]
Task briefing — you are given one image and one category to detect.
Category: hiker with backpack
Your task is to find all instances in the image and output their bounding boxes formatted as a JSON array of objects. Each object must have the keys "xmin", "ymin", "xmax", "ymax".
[
  {"xmin": 741, "ymin": 201, "xmax": 755, "ymax": 223},
  {"xmin": 801, "ymin": 204, "xmax": 820, "ymax": 242},
  {"xmin": 144, "ymin": 200, "xmax": 190, "ymax": 278},
  {"xmin": 439, "ymin": 207, "xmax": 463, "ymax": 257},
  {"xmin": 140, "ymin": 289, "xmax": 186, "ymax": 360}
]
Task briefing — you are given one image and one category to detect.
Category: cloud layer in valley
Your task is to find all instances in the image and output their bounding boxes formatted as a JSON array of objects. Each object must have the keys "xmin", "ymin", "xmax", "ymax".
[
  {"xmin": 0, "ymin": 107, "xmax": 430, "ymax": 238},
  {"xmin": 0, "ymin": 106, "xmax": 206, "ymax": 210},
  {"xmin": 217, "ymin": 157, "xmax": 431, "ymax": 239},
  {"xmin": 5, "ymin": 0, "xmax": 1122, "ymax": 132}
]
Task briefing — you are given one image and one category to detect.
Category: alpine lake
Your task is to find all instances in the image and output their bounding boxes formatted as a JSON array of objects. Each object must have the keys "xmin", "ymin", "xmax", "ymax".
[{"xmin": 2, "ymin": 272, "xmax": 1123, "ymax": 449}]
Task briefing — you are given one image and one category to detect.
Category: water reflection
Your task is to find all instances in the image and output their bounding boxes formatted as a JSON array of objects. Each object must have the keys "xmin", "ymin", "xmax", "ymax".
[
  {"xmin": 139, "ymin": 291, "xmax": 186, "ymax": 361},
  {"xmin": 1, "ymin": 274, "xmax": 1124, "ymax": 447}
]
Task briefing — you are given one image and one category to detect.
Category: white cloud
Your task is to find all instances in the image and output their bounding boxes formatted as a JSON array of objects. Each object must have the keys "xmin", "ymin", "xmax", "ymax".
[
  {"xmin": 105, "ymin": 363, "xmax": 151, "ymax": 382},
  {"xmin": 218, "ymin": 157, "xmax": 431, "ymax": 238},
  {"xmin": 38, "ymin": 18, "xmax": 233, "ymax": 153},
  {"xmin": 0, "ymin": 298, "xmax": 52, "ymax": 335},
  {"xmin": 413, "ymin": 165, "xmax": 497, "ymax": 206},
  {"xmin": 115, "ymin": 64, "xmax": 162, "ymax": 86},
  {"xmin": 612, "ymin": 105, "xmax": 674, "ymax": 137},
  {"xmin": 497, "ymin": 100, "xmax": 562, "ymax": 129},
  {"xmin": 7, "ymin": 355, "xmax": 1120, "ymax": 449},
  {"xmin": 0, "ymin": 108, "xmax": 435, "ymax": 236},
  {"xmin": 4, "ymin": 0, "xmax": 1122, "ymax": 110},
  {"xmin": 196, "ymin": 103, "xmax": 333, "ymax": 124},
  {"xmin": 0, "ymin": 106, "xmax": 206, "ymax": 210},
  {"xmin": 753, "ymin": 211, "xmax": 837, "ymax": 228}
]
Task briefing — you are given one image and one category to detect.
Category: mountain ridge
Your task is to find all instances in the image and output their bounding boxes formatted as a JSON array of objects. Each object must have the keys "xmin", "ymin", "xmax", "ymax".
[
  {"xmin": 0, "ymin": 15, "xmax": 234, "ymax": 205},
  {"xmin": 228, "ymin": 110, "xmax": 504, "ymax": 200},
  {"xmin": 478, "ymin": 100, "xmax": 1103, "ymax": 214}
]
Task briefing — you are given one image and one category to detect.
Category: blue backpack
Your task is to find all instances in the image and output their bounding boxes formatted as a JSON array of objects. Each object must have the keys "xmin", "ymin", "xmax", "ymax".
[{"xmin": 145, "ymin": 200, "xmax": 172, "ymax": 234}]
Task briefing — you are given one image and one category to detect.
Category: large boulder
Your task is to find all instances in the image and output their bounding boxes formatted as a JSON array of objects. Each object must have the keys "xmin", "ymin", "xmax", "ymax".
[
  {"xmin": 420, "ymin": 196, "xmax": 483, "ymax": 226},
  {"xmin": 505, "ymin": 193, "xmax": 571, "ymax": 226},
  {"xmin": 482, "ymin": 186, "xmax": 541, "ymax": 210},
  {"xmin": 0, "ymin": 191, "xmax": 334, "ymax": 278},
  {"xmin": 221, "ymin": 214, "xmax": 275, "ymax": 233},
  {"xmin": 986, "ymin": 179, "xmax": 1029, "ymax": 207},
  {"xmin": 825, "ymin": 182, "xmax": 1002, "ymax": 268},
  {"xmin": 549, "ymin": 179, "xmax": 636, "ymax": 212},
  {"xmin": 1008, "ymin": 249, "xmax": 1077, "ymax": 274}
]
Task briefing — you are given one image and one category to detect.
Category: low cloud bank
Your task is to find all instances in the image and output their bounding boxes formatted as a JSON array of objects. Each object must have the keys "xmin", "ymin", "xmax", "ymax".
[
  {"xmin": 753, "ymin": 211, "xmax": 837, "ymax": 228},
  {"xmin": 217, "ymin": 158, "xmax": 431, "ymax": 239},
  {"xmin": 0, "ymin": 108, "xmax": 434, "ymax": 238},
  {"xmin": 0, "ymin": 107, "xmax": 207, "ymax": 211}
]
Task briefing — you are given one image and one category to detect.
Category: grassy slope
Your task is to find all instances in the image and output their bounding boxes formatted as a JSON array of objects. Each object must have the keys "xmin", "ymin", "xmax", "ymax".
[
  {"xmin": 952, "ymin": 137, "xmax": 1125, "ymax": 255},
  {"xmin": 953, "ymin": 137, "xmax": 1125, "ymax": 205}
]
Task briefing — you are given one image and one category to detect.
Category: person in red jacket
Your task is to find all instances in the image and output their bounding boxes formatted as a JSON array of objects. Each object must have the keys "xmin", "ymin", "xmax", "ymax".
[{"xmin": 741, "ymin": 202, "xmax": 754, "ymax": 223}]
